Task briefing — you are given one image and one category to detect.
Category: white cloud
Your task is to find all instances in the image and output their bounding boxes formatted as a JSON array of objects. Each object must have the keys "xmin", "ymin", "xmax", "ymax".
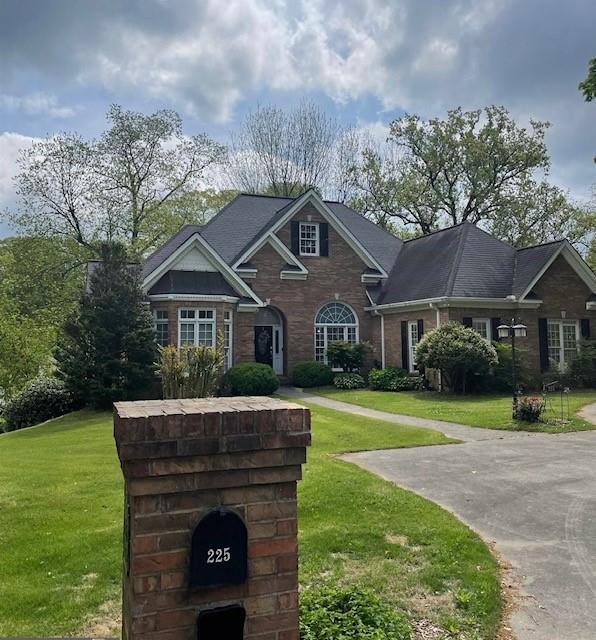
[
  {"xmin": 0, "ymin": 132, "xmax": 40, "ymax": 218},
  {"xmin": 0, "ymin": 92, "xmax": 76, "ymax": 118}
]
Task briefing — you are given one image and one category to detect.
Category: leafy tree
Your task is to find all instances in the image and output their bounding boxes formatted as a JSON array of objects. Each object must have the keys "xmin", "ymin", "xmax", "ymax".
[
  {"xmin": 415, "ymin": 323, "xmax": 498, "ymax": 394},
  {"xmin": 579, "ymin": 58, "xmax": 596, "ymax": 102},
  {"xmin": 349, "ymin": 106, "xmax": 588, "ymax": 246},
  {"xmin": 9, "ymin": 105, "xmax": 225, "ymax": 254},
  {"xmin": 55, "ymin": 242, "xmax": 157, "ymax": 408},
  {"xmin": 0, "ymin": 236, "xmax": 84, "ymax": 400}
]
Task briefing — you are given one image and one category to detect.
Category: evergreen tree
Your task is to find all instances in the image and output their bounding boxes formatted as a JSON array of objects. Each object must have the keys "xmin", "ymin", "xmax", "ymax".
[{"xmin": 55, "ymin": 242, "xmax": 157, "ymax": 408}]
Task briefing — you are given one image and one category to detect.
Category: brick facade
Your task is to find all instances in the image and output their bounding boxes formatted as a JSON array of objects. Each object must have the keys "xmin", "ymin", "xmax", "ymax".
[
  {"xmin": 147, "ymin": 201, "xmax": 595, "ymax": 381},
  {"xmin": 114, "ymin": 396, "xmax": 311, "ymax": 640}
]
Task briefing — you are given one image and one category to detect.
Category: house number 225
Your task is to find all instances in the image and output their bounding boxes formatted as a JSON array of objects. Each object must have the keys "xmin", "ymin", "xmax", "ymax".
[{"xmin": 206, "ymin": 547, "xmax": 231, "ymax": 563}]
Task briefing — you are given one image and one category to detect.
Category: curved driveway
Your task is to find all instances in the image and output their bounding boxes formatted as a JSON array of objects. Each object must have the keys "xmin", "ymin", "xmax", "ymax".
[{"xmin": 282, "ymin": 389, "xmax": 596, "ymax": 640}]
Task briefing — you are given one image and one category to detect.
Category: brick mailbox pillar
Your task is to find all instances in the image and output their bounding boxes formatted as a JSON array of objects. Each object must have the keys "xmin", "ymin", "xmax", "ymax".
[{"xmin": 113, "ymin": 396, "xmax": 311, "ymax": 640}]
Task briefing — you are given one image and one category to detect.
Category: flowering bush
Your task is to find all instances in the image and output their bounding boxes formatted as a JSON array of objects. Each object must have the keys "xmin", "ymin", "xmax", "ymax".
[
  {"xmin": 334, "ymin": 373, "xmax": 366, "ymax": 390},
  {"xmin": 514, "ymin": 396, "xmax": 545, "ymax": 422}
]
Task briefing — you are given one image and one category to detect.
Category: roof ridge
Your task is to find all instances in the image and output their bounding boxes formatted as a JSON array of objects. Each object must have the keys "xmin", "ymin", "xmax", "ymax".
[
  {"xmin": 238, "ymin": 192, "xmax": 295, "ymax": 201},
  {"xmin": 403, "ymin": 221, "xmax": 467, "ymax": 243},
  {"xmin": 445, "ymin": 223, "xmax": 470, "ymax": 296},
  {"xmin": 516, "ymin": 239, "xmax": 565, "ymax": 252}
]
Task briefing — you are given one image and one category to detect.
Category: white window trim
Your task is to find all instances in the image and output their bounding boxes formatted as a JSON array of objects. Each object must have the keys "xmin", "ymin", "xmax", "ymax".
[
  {"xmin": 299, "ymin": 222, "xmax": 320, "ymax": 257},
  {"xmin": 472, "ymin": 317, "xmax": 492, "ymax": 342},
  {"xmin": 178, "ymin": 307, "xmax": 216, "ymax": 349},
  {"xmin": 547, "ymin": 319, "xmax": 580, "ymax": 370},
  {"xmin": 223, "ymin": 311, "xmax": 233, "ymax": 371},
  {"xmin": 153, "ymin": 309, "xmax": 169, "ymax": 347},
  {"xmin": 314, "ymin": 302, "xmax": 359, "ymax": 365},
  {"xmin": 408, "ymin": 320, "xmax": 419, "ymax": 373}
]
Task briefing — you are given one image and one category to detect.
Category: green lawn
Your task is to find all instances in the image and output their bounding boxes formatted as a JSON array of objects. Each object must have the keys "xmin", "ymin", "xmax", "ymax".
[
  {"xmin": 0, "ymin": 404, "xmax": 501, "ymax": 639},
  {"xmin": 312, "ymin": 388, "xmax": 596, "ymax": 432}
]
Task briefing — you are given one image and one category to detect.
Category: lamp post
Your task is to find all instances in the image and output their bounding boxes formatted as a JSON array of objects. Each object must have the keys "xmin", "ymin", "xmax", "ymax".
[{"xmin": 497, "ymin": 319, "xmax": 528, "ymax": 418}]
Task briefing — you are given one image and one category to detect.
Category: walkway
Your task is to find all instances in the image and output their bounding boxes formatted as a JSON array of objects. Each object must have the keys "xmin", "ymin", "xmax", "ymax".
[{"xmin": 280, "ymin": 386, "xmax": 529, "ymax": 442}]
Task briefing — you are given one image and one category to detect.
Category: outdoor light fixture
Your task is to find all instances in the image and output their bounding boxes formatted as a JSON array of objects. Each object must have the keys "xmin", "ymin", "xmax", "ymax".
[{"xmin": 498, "ymin": 319, "xmax": 528, "ymax": 417}]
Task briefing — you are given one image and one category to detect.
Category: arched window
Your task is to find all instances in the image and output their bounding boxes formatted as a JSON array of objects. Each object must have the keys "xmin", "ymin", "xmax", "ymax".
[{"xmin": 315, "ymin": 302, "xmax": 359, "ymax": 363}]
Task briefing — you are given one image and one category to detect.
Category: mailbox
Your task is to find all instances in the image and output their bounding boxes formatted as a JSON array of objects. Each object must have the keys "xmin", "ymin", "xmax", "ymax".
[
  {"xmin": 190, "ymin": 508, "xmax": 248, "ymax": 589},
  {"xmin": 197, "ymin": 605, "xmax": 246, "ymax": 639}
]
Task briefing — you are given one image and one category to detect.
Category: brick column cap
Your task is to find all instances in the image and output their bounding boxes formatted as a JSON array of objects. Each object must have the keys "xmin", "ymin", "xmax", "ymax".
[{"xmin": 114, "ymin": 397, "xmax": 311, "ymax": 465}]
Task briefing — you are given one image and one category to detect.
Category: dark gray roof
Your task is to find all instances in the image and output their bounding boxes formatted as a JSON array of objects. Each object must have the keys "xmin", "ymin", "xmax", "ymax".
[
  {"xmin": 378, "ymin": 223, "xmax": 518, "ymax": 305},
  {"xmin": 512, "ymin": 242, "xmax": 563, "ymax": 297},
  {"xmin": 144, "ymin": 192, "xmax": 403, "ymax": 278},
  {"xmin": 147, "ymin": 271, "xmax": 239, "ymax": 297}
]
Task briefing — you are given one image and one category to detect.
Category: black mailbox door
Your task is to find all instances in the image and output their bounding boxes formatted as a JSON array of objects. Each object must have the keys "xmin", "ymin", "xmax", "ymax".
[
  {"xmin": 198, "ymin": 605, "xmax": 246, "ymax": 639},
  {"xmin": 190, "ymin": 508, "xmax": 247, "ymax": 589}
]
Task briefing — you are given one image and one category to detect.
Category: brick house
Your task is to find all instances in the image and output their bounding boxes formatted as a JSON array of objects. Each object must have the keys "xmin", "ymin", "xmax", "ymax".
[{"xmin": 142, "ymin": 189, "xmax": 596, "ymax": 382}]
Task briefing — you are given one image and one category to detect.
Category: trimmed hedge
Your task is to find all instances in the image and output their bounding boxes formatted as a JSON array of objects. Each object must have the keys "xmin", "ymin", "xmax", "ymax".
[
  {"xmin": 223, "ymin": 363, "xmax": 279, "ymax": 396},
  {"xmin": 2, "ymin": 378, "xmax": 75, "ymax": 432},
  {"xmin": 292, "ymin": 361, "xmax": 334, "ymax": 388},
  {"xmin": 334, "ymin": 373, "xmax": 366, "ymax": 389}
]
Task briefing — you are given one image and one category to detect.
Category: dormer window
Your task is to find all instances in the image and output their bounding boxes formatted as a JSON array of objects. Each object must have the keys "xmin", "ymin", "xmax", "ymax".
[{"xmin": 299, "ymin": 222, "xmax": 319, "ymax": 256}]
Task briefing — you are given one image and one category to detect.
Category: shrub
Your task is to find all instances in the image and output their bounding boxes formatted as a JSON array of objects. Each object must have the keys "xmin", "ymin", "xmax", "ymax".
[
  {"xmin": 489, "ymin": 341, "xmax": 531, "ymax": 393},
  {"xmin": 224, "ymin": 363, "xmax": 279, "ymax": 396},
  {"xmin": 326, "ymin": 341, "xmax": 371, "ymax": 373},
  {"xmin": 416, "ymin": 323, "xmax": 498, "ymax": 394},
  {"xmin": 514, "ymin": 395, "xmax": 545, "ymax": 422},
  {"xmin": 392, "ymin": 375, "xmax": 424, "ymax": 391},
  {"xmin": 292, "ymin": 361, "xmax": 334, "ymax": 388},
  {"xmin": 300, "ymin": 585, "xmax": 411, "ymax": 640},
  {"xmin": 569, "ymin": 339, "xmax": 596, "ymax": 388},
  {"xmin": 334, "ymin": 373, "xmax": 366, "ymax": 389},
  {"xmin": 157, "ymin": 342, "xmax": 225, "ymax": 399},
  {"xmin": 368, "ymin": 367, "xmax": 407, "ymax": 391},
  {"xmin": 2, "ymin": 378, "xmax": 75, "ymax": 432}
]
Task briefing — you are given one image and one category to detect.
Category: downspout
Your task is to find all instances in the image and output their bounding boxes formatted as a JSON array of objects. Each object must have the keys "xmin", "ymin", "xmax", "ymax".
[
  {"xmin": 380, "ymin": 314, "xmax": 386, "ymax": 369},
  {"xmin": 429, "ymin": 303, "xmax": 442, "ymax": 391}
]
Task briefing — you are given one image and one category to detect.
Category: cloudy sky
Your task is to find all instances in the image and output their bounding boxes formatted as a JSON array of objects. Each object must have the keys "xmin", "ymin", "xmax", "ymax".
[{"xmin": 1, "ymin": 0, "xmax": 595, "ymax": 237}]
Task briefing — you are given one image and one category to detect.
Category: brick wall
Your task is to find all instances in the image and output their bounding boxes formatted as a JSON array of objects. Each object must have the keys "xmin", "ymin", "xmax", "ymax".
[
  {"xmin": 114, "ymin": 397, "xmax": 311, "ymax": 640},
  {"xmin": 245, "ymin": 204, "xmax": 377, "ymax": 375},
  {"xmin": 382, "ymin": 308, "xmax": 441, "ymax": 369},
  {"xmin": 448, "ymin": 256, "xmax": 596, "ymax": 375}
]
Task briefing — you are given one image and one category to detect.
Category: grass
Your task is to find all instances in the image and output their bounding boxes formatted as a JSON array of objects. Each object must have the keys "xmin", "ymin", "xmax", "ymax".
[
  {"xmin": 311, "ymin": 388, "xmax": 596, "ymax": 432},
  {"xmin": 0, "ymin": 404, "xmax": 501, "ymax": 638}
]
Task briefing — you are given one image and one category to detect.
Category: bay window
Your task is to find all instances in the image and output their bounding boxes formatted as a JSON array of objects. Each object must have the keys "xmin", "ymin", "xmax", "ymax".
[{"xmin": 178, "ymin": 309, "xmax": 216, "ymax": 348}]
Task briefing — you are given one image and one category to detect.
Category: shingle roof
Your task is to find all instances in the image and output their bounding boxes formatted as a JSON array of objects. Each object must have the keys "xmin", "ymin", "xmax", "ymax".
[
  {"xmin": 377, "ymin": 223, "xmax": 520, "ymax": 305},
  {"xmin": 512, "ymin": 241, "xmax": 564, "ymax": 298},
  {"xmin": 147, "ymin": 271, "xmax": 239, "ymax": 297},
  {"xmin": 143, "ymin": 192, "xmax": 403, "ymax": 278}
]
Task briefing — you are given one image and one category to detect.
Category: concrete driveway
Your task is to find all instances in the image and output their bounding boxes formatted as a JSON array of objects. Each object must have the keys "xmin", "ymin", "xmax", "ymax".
[{"xmin": 345, "ymin": 431, "xmax": 596, "ymax": 640}]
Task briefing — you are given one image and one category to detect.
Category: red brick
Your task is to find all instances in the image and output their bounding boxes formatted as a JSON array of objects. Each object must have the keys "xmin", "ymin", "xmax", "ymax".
[
  {"xmin": 133, "ymin": 575, "xmax": 159, "ymax": 594},
  {"xmin": 133, "ymin": 535, "xmax": 159, "ymax": 554},
  {"xmin": 278, "ymin": 590, "xmax": 298, "ymax": 611},
  {"xmin": 248, "ymin": 466, "xmax": 302, "ymax": 486},
  {"xmin": 247, "ymin": 501, "xmax": 296, "ymax": 522},
  {"xmin": 248, "ymin": 556, "xmax": 276, "ymax": 577},
  {"xmin": 160, "ymin": 571, "xmax": 187, "ymax": 590},
  {"xmin": 248, "ymin": 538, "xmax": 297, "ymax": 559},
  {"xmin": 247, "ymin": 610, "xmax": 299, "ymax": 634},
  {"xmin": 132, "ymin": 550, "xmax": 187, "ymax": 575},
  {"xmin": 277, "ymin": 554, "xmax": 298, "ymax": 574},
  {"xmin": 277, "ymin": 518, "xmax": 297, "ymax": 536},
  {"xmin": 278, "ymin": 629, "xmax": 301, "ymax": 640},
  {"xmin": 157, "ymin": 607, "xmax": 196, "ymax": 630}
]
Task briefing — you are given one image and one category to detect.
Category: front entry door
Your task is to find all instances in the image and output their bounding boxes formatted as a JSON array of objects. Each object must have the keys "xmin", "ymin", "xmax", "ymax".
[{"xmin": 254, "ymin": 326, "xmax": 273, "ymax": 367}]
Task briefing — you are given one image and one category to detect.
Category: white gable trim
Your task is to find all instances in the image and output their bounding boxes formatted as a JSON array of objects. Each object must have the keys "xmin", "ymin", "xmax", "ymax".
[
  {"xmin": 143, "ymin": 233, "xmax": 264, "ymax": 306},
  {"xmin": 520, "ymin": 242, "xmax": 596, "ymax": 300},
  {"xmin": 231, "ymin": 189, "xmax": 388, "ymax": 277},
  {"xmin": 234, "ymin": 231, "xmax": 308, "ymax": 276}
]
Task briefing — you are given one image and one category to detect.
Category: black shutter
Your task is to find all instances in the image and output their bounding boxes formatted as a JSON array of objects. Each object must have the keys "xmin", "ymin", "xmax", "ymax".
[
  {"xmin": 401, "ymin": 321, "xmax": 409, "ymax": 371},
  {"xmin": 581, "ymin": 319, "xmax": 591, "ymax": 339},
  {"xmin": 538, "ymin": 318, "xmax": 549, "ymax": 372},
  {"xmin": 417, "ymin": 319, "xmax": 424, "ymax": 339},
  {"xmin": 290, "ymin": 221, "xmax": 300, "ymax": 255},
  {"xmin": 491, "ymin": 318, "xmax": 501, "ymax": 341},
  {"xmin": 319, "ymin": 223, "xmax": 329, "ymax": 256},
  {"xmin": 462, "ymin": 317, "xmax": 473, "ymax": 327}
]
